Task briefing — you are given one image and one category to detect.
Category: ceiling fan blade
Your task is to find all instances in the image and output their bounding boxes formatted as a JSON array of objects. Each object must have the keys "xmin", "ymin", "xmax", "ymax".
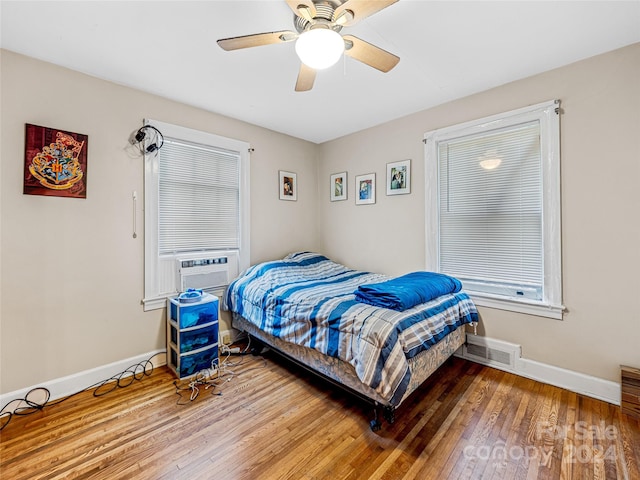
[
  {"xmin": 334, "ymin": 0, "xmax": 398, "ymax": 26},
  {"xmin": 295, "ymin": 63, "xmax": 316, "ymax": 92},
  {"xmin": 285, "ymin": 0, "xmax": 317, "ymax": 21},
  {"xmin": 217, "ymin": 31, "xmax": 297, "ymax": 51},
  {"xmin": 343, "ymin": 35, "xmax": 399, "ymax": 72}
]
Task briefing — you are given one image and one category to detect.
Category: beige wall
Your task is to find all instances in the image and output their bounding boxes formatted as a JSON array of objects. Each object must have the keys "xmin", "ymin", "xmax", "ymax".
[
  {"xmin": 0, "ymin": 50, "xmax": 319, "ymax": 393},
  {"xmin": 2, "ymin": 43, "xmax": 638, "ymax": 395},
  {"xmin": 318, "ymin": 43, "xmax": 640, "ymax": 383}
]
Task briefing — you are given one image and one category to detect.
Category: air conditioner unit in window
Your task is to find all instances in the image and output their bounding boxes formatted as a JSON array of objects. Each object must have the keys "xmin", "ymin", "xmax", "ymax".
[{"xmin": 176, "ymin": 257, "xmax": 230, "ymax": 293}]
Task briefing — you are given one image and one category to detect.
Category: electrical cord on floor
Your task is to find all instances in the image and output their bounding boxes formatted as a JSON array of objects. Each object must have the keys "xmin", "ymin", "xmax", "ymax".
[
  {"xmin": 173, "ymin": 358, "xmax": 224, "ymax": 405},
  {"xmin": 0, "ymin": 352, "xmax": 164, "ymax": 431},
  {"xmin": 173, "ymin": 337, "xmax": 267, "ymax": 405},
  {"xmin": 219, "ymin": 333, "xmax": 254, "ymax": 357}
]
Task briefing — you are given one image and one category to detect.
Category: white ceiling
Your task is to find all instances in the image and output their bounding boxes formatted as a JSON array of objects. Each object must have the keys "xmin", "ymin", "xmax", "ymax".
[{"xmin": 1, "ymin": 1, "xmax": 639, "ymax": 144}]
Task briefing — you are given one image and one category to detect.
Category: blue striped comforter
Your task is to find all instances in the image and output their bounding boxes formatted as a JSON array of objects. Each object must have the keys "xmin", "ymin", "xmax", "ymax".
[{"xmin": 225, "ymin": 252, "xmax": 478, "ymax": 406}]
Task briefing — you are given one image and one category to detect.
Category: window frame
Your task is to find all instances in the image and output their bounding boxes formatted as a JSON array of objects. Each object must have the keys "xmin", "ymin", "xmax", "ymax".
[
  {"xmin": 142, "ymin": 119, "xmax": 250, "ymax": 311},
  {"xmin": 424, "ymin": 100, "xmax": 564, "ymax": 319}
]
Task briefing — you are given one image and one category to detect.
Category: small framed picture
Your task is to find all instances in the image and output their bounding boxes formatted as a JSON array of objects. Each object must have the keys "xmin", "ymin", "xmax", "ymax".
[
  {"xmin": 330, "ymin": 172, "xmax": 347, "ymax": 201},
  {"xmin": 355, "ymin": 173, "xmax": 375, "ymax": 205},
  {"xmin": 387, "ymin": 159, "xmax": 411, "ymax": 196},
  {"xmin": 279, "ymin": 170, "xmax": 297, "ymax": 201}
]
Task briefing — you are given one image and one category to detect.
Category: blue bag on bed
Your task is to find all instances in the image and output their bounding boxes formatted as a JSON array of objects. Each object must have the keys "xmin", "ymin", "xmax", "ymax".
[{"xmin": 354, "ymin": 271, "xmax": 462, "ymax": 311}]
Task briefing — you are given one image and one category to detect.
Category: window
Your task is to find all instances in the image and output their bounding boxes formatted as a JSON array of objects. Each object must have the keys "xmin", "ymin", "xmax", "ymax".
[
  {"xmin": 424, "ymin": 100, "xmax": 563, "ymax": 319},
  {"xmin": 143, "ymin": 120, "xmax": 250, "ymax": 310}
]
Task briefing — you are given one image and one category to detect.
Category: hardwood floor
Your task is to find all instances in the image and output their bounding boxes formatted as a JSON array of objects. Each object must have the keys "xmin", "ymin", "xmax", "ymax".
[{"xmin": 1, "ymin": 351, "xmax": 639, "ymax": 480}]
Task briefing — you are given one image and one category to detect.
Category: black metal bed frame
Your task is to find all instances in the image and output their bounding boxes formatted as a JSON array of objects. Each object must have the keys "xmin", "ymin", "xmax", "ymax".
[{"xmin": 248, "ymin": 334, "xmax": 395, "ymax": 431}]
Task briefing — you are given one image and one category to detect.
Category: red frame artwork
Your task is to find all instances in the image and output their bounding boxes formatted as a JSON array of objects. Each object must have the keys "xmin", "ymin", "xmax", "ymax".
[{"xmin": 23, "ymin": 123, "xmax": 88, "ymax": 198}]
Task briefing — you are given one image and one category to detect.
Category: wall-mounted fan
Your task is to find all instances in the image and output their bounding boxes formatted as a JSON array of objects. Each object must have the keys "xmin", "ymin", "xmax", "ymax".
[{"xmin": 217, "ymin": 0, "xmax": 400, "ymax": 91}]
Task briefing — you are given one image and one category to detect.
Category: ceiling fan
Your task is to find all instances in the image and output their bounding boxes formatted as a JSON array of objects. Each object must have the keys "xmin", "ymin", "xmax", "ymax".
[{"xmin": 217, "ymin": 0, "xmax": 400, "ymax": 92}]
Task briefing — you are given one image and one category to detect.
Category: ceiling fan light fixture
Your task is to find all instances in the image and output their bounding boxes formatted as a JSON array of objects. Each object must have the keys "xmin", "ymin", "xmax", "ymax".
[{"xmin": 295, "ymin": 28, "xmax": 344, "ymax": 70}]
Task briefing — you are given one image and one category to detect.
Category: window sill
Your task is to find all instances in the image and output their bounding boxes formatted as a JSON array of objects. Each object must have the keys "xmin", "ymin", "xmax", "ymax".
[
  {"xmin": 469, "ymin": 292, "xmax": 565, "ymax": 320},
  {"xmin": 143, "ymin": 286, "xmax": 227, "ymax": 312},
  {"xmin": 142, "ymin": 295, "xmax": 171, "ymax": 312}
]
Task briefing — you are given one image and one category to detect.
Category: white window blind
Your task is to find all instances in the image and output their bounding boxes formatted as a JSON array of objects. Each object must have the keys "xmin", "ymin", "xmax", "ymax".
[
  {"xmin": 438, "ymin": 121, "xmax": 543, "ymax": 300},
  {"xmin": 143, "ymin": 119, "xmax": 250, "ymax": 311},
  {"xmin": 424, "ymin": 100, "xmax": 563, "ymax": 319},
  {"xmin": 159, "ymin": 139, "xmax": 240, "ymax": 254}
]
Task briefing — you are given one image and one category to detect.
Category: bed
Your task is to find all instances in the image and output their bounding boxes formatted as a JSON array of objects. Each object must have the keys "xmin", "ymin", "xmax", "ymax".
[{"xmin": 224, "ymin": 252, "xmax": 478, "ymax": 430}]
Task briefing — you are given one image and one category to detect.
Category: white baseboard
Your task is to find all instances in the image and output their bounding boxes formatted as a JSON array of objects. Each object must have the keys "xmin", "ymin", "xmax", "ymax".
[
  {"xmin": 456, "ymin": 335, "xmax": 620, "ymax": 406},
  {"xmin": 515, "ymin": 357, "xmax": 620, "ymax": 405},
  {"xmin": 0, "ymin": 349, "xmax": 166, "ymax": 415},
  {"xmin": 2, "ymin": 339, "xmax": 621, "ymax": 417}
]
